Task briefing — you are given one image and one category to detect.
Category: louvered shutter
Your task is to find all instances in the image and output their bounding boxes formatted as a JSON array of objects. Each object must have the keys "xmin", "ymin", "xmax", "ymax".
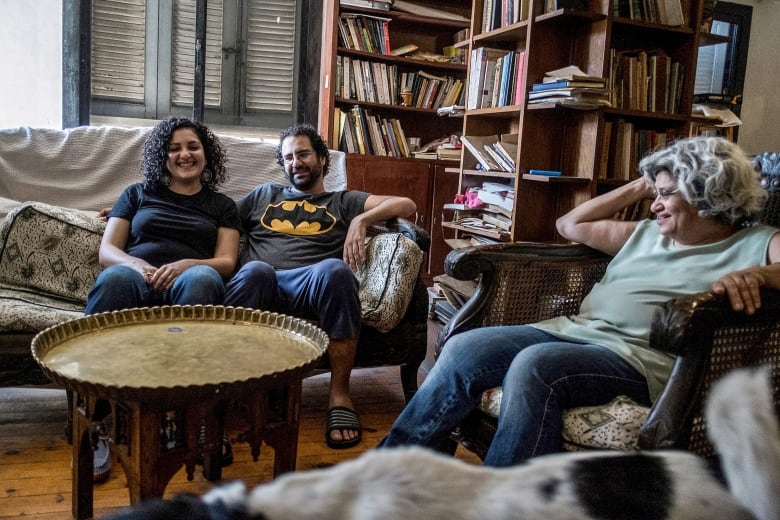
[
  {"xmin": 91, "ymin": 0, "xmax": 146, "ymax": 101},
  {"xmin": 245, "ymin": 1, "xmax": 297, "ymax": 111},
  {"xmin": 171, "ymin": 0, "xmax": 224, "ymax": 108}
]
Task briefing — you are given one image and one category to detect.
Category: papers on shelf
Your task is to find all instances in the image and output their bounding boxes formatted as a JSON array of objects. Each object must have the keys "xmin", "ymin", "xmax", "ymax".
[
  {"xmin": 391, "ymin": 0, "xmax": 471, "ymax": 22},
  {"xmin": 692, "ymin": 104, "xmax": 743, "ymax": 127}
]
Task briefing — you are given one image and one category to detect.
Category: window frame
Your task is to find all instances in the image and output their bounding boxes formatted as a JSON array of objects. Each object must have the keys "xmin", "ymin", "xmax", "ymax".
[{"xmin": 81, "ymin": 0, "xmax": 308, "ymax": 128}]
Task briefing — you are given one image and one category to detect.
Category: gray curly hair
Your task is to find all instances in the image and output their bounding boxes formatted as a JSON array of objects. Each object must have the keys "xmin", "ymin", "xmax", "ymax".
[{"xmin": 638, "ymin": 136, "xmax": 767, "ymax": 225}]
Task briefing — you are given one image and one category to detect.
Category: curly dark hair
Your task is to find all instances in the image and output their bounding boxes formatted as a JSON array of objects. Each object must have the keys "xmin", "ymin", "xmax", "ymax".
[
  {"xmin": 141, "ymin": 117, "xmax": 228, "ymax": 192},
  {"xmin": 275, "ymin": 124, "xmax": 330, "ymax": 177}
]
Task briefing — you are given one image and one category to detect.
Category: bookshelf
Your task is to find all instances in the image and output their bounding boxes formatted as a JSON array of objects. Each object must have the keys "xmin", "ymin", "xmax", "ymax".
[
  {"xmin": 319, "ymin": 1, "xmax": 473, "ymax": 281},
  {"xmin": 447, "ymin": 0, "xmax": 708, "ymax": 245},
  {"xmin": 319, "ymin": 1, "xmax": 472, "ymax": 154}
]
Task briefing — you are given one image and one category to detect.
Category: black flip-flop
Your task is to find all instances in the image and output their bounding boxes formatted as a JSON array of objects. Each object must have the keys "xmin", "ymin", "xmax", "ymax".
[{"xmin": 326, "ymin": 406, "xmax": 362, "ymax": 449}]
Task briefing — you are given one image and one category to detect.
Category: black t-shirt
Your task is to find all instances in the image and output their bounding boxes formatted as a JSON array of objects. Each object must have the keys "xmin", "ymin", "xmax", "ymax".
[{"xmin": 109, "ymin": 183, "xmax": 240, "ymax": 267}]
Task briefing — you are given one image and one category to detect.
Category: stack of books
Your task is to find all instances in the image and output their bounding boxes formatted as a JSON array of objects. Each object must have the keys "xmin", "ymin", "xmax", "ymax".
[{"xmin": 528, "ymin": 66, "xmax": 609, "ymax": 109}]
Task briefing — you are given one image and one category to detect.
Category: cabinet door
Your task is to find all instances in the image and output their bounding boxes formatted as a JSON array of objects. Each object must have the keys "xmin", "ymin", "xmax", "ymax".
[
  {"xmin": 345, "ymin": 155, "xmax": 432, "ymax": 228},
  {"xmin": 429, "ymin": 164, "xmax": 461, "ymax": 278}
]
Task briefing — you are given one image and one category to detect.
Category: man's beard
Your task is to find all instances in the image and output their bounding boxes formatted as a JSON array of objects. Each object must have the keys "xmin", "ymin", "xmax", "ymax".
[{"xmin": 288, "ymin": 165, "xmax": 322, "ymax": 191}]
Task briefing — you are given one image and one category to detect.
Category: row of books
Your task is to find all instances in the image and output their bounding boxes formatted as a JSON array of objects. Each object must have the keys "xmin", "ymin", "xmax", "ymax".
[
  {"xmin": 608, "ymin": 47, "xmax": 685, "ymax": 114},
  {"xmin": 466, "ymin": 48, "xmax": 526, "ymax": 110},
  {"xmin": 336, "ymin": 56, "xmax": 465, "ymax": 110},
  {"xmin": 596, "ymin": 119, "xmax": 681, "ymax": 180},
  {"xmin": 399, "ymin": 70, "xmax": 466, "ymax": 110},
  {"xmin": 335, "ymin": 105, "xmax": 413, "ymax": 158},
  {"xmin": 481, "ymin": 0, "xmax": 531, "ymax": 33},
  {"xmin": 612, "ymin": 0, "xmax": 686, "ymax": 26},
  {"xmin": 336, "ymin": 13, "xmax": 391, "ymax": 55},
  {"xmin": 461, "ymin": 134, "xmax": 518, "ymax": 174}
]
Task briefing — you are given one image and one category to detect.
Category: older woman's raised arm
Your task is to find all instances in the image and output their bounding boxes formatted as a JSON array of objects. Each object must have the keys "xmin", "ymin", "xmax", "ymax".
[{"xmin": 556, "ymin": 177, "xmax": 656, "ymax": 256}]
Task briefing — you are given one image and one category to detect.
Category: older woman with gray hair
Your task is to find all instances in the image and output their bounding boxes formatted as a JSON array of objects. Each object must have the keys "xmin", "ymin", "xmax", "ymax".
[{"xmin": 379, "ymin": 136, "xmax": 780, "ymax": 466}]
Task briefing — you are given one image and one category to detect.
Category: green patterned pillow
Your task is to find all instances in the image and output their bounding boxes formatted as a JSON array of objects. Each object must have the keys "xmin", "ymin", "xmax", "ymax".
[
  {"xmin": 357, "ymin": 233, "xmax": 423, "ymax": 333},
  {"xmin": 0, "ymin": 202, "xmax": 105, "ymax": 304}
]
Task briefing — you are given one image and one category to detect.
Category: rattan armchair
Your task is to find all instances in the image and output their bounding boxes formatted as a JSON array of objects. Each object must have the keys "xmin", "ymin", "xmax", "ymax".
[
  {"xmin": 436, "ymin": 242, "xmax": 780, "ymax": 460},
  {"xmin": 436, "ymin": 177, "xmax": 780, "ymax": 460}
]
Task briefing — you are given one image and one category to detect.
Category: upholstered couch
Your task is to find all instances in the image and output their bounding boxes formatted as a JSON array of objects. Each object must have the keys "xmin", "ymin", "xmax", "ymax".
[{"xmin": 0, "ymin": 126, "xmax": 430, "ymax": 400}]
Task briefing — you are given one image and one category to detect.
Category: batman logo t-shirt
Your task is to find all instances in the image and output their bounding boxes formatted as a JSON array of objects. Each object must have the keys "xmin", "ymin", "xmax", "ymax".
[
  {"xmin": 237, "ymin": 183, "xmax": 369, "ymax": 270},
  {"xmin": 260, "ymin": 200, "xmax": 337, "ymax": 235}
]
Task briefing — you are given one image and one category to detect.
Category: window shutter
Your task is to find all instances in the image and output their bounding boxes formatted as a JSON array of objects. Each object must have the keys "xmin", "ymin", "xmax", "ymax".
[
  {"xmin": 245, "ymin": 0, "xmax": 297, "ymax": 111},
  {"xmin": 171, "ymin": 0, "xmax": 224, "ymax": 108},
  {"xmin": 91, "ymin": 0, "xmax": 146, "ymax": 101}
]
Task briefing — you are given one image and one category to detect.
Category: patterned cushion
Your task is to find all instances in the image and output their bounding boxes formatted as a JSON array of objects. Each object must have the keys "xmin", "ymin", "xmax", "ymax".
[
  {"xmin": 477, "ymin": 386, "xmax": 649, "ymax": 451},
  {"xmin": 0, "ymin": 288, "xmax": 85, "ymax": 333},
  {"xmin": 562, "ymin": 396, "xmax": 649, "ymax": 451},
  {"xmin": 0, "ymin": 202, "xmax": 104, "ymax": 304},
  {"xmin": 356, "ymin": 232, "xmax": 423, "ymax": 333}
]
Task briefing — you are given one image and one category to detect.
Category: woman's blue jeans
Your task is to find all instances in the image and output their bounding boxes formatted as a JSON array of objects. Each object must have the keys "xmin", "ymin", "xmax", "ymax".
[
  {"xmin": 84, "ymin": 264, "xmax": 225, "ymax": 314},
  {"xmin": 379, "ymin": 325, "xmax": 651, "ymax": 466}
]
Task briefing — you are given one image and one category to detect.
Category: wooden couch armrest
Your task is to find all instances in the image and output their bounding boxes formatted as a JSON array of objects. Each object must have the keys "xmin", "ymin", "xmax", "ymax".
[
  {"xmin": 640, "ymin": 288, "xmax": 780, "ymax": 454},
  {"xmin": 435, "ymin": 242, "xmax": 611, "ymax": 358}
]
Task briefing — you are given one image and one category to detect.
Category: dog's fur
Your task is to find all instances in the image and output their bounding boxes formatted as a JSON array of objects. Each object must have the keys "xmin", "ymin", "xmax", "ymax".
[{"xmin": 104, "ymin": 368, "xmax": 780, "ymax": 520}]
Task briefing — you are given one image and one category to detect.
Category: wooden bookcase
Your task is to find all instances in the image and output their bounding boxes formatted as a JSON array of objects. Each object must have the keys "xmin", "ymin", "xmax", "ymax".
[
  {"xmin": 319, "ymin": 1, "xmax": 473, "ymax": 281},
  {"xmin": 446, "ymin": 0, "xmax": 708, "ymax": 244}
]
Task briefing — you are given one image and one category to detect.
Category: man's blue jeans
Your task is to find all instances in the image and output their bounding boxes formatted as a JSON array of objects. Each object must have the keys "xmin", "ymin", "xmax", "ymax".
[
  {"xmin": 85, "ymin": 264, "xmax": 225, "ymax": 314},
  {"xmin": 379, "ymin": 325, "xmax": 651, "ymax": 466},
  {"xmin": 223, "ymin": 258, "xmax": 360, "ymax": 339}
]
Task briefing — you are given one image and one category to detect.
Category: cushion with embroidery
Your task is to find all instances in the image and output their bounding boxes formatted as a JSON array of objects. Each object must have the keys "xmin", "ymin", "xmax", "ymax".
[
  {"xmin": 0, "ymin": 202, "xmax": 105, "ymax": 303},
  {"xmin": 356, "ymin": 232, "xmax": 423, "ymax": 333}
]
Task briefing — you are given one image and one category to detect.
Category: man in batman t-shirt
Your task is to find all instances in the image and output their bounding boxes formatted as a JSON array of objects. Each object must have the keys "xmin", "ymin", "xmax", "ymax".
[{"xmin": 225, "ymin": 124, "xmax": 416, "ymax": 449}]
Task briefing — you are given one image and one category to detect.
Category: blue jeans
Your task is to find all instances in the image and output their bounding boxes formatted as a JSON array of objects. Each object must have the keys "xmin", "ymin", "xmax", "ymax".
[
  {"xmin": 378, "ymin": 325, "xmax": 651, "ymax": 466},
  {"xmin": 84, "ymin": 264, "xmax": 225, "ymax": 314},
  {"xmin": 223, "ymin": 258, "xmax": 360, "ymax": 339}
]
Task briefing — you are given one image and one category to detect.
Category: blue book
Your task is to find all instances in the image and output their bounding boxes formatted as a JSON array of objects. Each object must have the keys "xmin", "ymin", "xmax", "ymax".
[
  {"xmin": 528, "ymin": 169, "xmax": 562, "ymax": 176},
  {"xmin": 532, "ymin": 79, "xmax": 604, "ymax": 91}
]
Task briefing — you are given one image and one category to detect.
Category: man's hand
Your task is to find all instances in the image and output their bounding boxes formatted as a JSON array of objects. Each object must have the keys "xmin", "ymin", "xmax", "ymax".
[
  {"xmin": 711, "ymin": 266, "xmax": 768, "ymax": 314},
  {"xmin": 344, "ymin": 218, "xmax": 368, "ymax": 271}
]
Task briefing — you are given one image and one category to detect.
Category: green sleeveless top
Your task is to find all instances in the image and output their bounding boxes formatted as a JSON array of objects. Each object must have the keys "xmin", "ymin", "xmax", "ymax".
[{"xmin": 533, "ymin": 219, "xmax": 777, "ymax": 399}]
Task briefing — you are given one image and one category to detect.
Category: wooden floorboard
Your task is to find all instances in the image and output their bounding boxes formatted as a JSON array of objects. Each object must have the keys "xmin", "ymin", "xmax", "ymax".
[{"xmin": 0, "ymin": 366, "xmax": 479, "ymax": 519}]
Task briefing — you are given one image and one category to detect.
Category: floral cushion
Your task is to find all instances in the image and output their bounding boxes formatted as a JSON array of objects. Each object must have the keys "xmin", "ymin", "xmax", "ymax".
[
  {"xmin": 477, "ymin": 386, "xmax": 649, "ymax": 451},
  {"xmin": 356, "ymin": 232, "xmax": 423, "ymax": 333},
  {"xmin": 0, "ymin": 202, "xmax": 105, "ymax": 304}
]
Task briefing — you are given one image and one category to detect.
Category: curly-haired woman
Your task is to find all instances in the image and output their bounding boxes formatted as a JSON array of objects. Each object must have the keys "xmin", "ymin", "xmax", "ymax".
[{"xmin": 85, "ymin": 117, "xmax": 241, "ymax": 314}]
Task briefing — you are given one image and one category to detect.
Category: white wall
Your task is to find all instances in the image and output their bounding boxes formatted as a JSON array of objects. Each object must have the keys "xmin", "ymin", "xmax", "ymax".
[
  {"xmin": 0, "ymin": 0, "xmax": 62, "ymax": 129},
  {"xmin": 730, "ymin": 0, "xmax": 780, "ymax": 154},
  {"xmin": 0, "ymin": 0, "xmax": 776, "ymax": 153}
]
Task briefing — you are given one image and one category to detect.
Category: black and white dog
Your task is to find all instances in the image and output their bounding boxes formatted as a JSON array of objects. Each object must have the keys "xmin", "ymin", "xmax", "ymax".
[{"xmin": 105, "ymin": 367, "xmax": 779, "ymax": 520}]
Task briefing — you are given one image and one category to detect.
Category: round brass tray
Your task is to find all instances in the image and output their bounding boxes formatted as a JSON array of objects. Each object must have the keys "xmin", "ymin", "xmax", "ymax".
[{"xmin": 31, "ymin": 305, "xmax": 329, "ymax": 403}]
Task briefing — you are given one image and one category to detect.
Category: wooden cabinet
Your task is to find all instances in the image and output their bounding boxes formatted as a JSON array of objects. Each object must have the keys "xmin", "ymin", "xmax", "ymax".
[
  {"xmin": 346, "ymin": 155, "xmax": 459, "ymax": 284},
  {"xmin": 446, "ymin": 0, "xmax": 708, "ymax": 244}
]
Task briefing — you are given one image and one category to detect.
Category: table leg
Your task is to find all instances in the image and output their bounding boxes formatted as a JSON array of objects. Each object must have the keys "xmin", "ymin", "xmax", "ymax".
[
  {"xmin": 115, "ymin": 402, "xmax": 187, "ymax": 503},
  {"xmin": 71, "ymin": 392, "xmax": 95, "ymax": 520},
  {"xmin": 264, "ymin": 381, "xmax": 302, "ymax": 476}
]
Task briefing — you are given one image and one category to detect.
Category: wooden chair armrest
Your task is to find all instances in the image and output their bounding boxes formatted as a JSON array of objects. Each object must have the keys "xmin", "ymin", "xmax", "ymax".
[
  {"xmin": 368, "ymin": 217, "xmax": 430, "ymax": 253},
  {"xmin": 435, "ymin": 242, "xmax": 611, "ymax": 357},
  {"xmin": 640, "ymin": 287, "xmax": 780, "ymax": 453}
]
